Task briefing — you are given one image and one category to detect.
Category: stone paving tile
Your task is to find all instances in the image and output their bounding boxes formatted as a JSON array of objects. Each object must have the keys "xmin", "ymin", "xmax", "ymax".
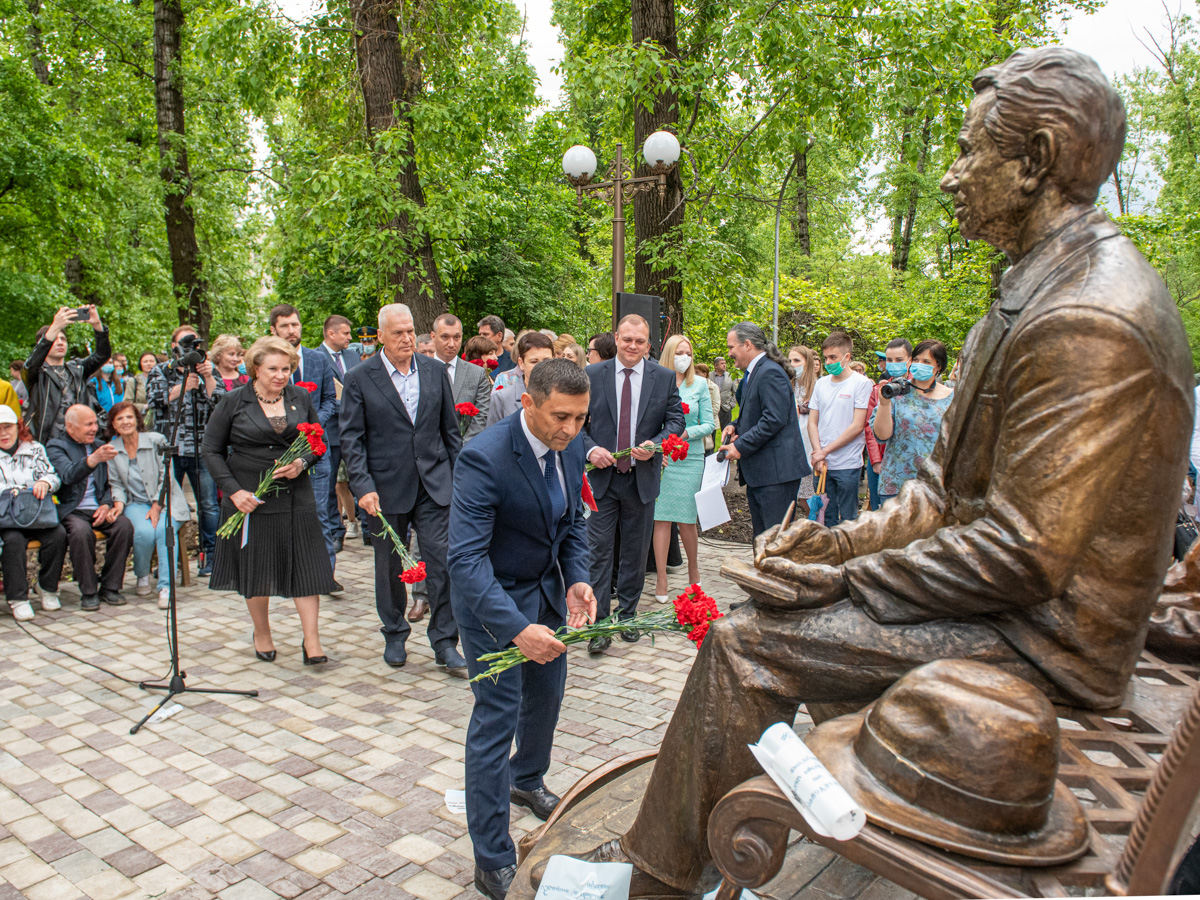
[{"xmin": 0, "ymin": 537, "xmax": 902, "ymax": 898}]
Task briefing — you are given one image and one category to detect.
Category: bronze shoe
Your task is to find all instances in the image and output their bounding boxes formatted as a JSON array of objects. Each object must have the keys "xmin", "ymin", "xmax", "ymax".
[
  {"xmin": 407, "ymin": 597, "xmax": 428, "ymax": 622},
  {"xmin": 529, "ymin": 839, "xmax": 693, "ymax": 898}
]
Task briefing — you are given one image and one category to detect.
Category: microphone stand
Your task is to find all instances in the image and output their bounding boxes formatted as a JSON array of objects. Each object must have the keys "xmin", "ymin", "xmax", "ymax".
[{"xmin": 131, "ymin": 362, "xmax": 257, "ymax": 734}]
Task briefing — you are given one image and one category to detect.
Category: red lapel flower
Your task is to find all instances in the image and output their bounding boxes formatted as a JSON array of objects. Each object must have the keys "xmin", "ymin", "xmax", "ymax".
[
  {"xmin": 681, "ymin": 402, "xmax": 690, "ymax": 414},
  {"xmin": 296, "ymin": 381, "xmax": 318, "ymax": 393}
]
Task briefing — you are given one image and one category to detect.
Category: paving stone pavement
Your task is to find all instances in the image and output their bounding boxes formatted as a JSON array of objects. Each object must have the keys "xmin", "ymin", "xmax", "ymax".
[{"xmin": 0, "ymin": 535, "xmax": 910, "ymax": 900}]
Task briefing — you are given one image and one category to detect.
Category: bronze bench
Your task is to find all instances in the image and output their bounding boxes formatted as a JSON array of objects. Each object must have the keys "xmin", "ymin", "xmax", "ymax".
[{"xmin": 708, "ymin": 651, "xmax": 1200, "ymax": 898}]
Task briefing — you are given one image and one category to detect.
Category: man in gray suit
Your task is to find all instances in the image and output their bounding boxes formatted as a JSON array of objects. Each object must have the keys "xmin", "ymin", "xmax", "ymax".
[{"xmin": 432, "ymin": 314, "xmax": 490, "ymax": 442}]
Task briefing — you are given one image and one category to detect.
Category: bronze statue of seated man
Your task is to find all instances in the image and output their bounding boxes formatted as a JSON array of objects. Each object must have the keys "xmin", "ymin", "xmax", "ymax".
[{"xmin": 545, "ymin": 46, "xmax": 1195, "ymax": 898}]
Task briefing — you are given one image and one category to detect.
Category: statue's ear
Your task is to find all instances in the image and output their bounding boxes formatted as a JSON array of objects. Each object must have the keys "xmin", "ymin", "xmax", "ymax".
[{"xmin": 1021, "ymin": 128, "xmax": 1056, "ymax": 193}]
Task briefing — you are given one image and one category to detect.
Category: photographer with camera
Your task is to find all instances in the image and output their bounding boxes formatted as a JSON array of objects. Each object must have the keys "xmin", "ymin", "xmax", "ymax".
[
  {"xmin": 863, "ymin": 338, "xmax": 912, "ymax": 510},
  {"xmin": 870, "ymin": 339, "xmax": 954, "ymax": 503},
  {"xmin": 24, "ymin": 305, "xmax": 112, "ymax": 444},
  {"xmin": 147, "ymin": 325, "xmax": 220, "ymax": 576}
]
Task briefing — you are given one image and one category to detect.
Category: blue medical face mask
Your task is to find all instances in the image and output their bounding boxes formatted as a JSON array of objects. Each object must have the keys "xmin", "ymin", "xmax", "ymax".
[
  {"xmin": 101, "ymin": 364, "xmax": 114, "ymax": 375},
  {"xmin": 237, "ymin": 363, "xmax": 247, "ymax": 376},
  {"xmin": 885, "ymin": 361, "xmax": 909, "ymax": 378},
  {"xmin": 910, "ymin": 362, "xmax": 936, "ymax": 382}
]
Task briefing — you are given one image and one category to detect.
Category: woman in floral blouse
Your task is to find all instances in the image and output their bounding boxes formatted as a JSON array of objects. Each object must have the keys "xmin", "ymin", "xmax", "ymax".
[{"xmin": 870, "ymin": 339, "xmax": 954, "ymax": 502}]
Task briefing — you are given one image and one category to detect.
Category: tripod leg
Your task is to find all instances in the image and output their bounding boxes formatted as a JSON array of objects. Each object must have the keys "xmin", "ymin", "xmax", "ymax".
[{"xmin": 130, "ymin": 691, "xmax": 180, "ymax": 735}]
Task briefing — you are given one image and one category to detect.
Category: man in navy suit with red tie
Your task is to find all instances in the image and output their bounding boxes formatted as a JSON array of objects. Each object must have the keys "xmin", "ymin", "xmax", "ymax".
[{"xmin": 449, "ymin": 359, "xmax": 596, "ymax": 900}]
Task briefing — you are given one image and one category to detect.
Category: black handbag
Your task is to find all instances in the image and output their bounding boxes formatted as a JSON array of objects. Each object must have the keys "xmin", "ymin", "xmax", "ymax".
[
  {"xmin": 1175, "ymin": 507, "xmax": 1199, "ymax": 562},
  {"xmin": 0, "ymin": 487, "xmax": 59, "ymax": 530}
]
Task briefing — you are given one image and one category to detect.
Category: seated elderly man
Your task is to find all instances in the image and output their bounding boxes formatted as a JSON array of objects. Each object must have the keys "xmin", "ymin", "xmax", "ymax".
[
  {"xmin": 544, "ymin": 47, "xmax": 1195, "ymax": 898},
  {"xmin": 46, "ymin": 405, "xmax": 134, "ymax": 611}
]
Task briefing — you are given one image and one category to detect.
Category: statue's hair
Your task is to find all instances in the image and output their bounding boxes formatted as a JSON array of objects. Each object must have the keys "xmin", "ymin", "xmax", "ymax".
[{"xmin": 972, "ymin": 47, "xmax": 1126, "ymax": 204}]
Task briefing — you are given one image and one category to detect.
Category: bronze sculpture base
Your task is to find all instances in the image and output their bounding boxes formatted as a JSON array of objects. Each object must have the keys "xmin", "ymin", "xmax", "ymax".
[{"xmin": 510, "ymin": 752, "xmax": 705, "ymax": 900}]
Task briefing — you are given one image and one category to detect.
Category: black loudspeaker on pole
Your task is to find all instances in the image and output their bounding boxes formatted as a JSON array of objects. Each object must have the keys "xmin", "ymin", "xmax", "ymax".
[{"xmin": 615, "ymin": 292, "xmax": 663, "ymax": 354}]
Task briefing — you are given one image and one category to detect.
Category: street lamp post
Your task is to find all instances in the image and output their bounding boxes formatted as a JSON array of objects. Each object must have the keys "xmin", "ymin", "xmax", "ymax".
[{"xmin": 562, "ymin": 133, "xmax": 681, "ymax": 328}]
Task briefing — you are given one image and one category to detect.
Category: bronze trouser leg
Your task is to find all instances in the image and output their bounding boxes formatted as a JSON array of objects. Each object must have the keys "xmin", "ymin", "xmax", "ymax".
[{"xmin": 622, "ymin": 600, "xmax": 1047, "ymax": 892}]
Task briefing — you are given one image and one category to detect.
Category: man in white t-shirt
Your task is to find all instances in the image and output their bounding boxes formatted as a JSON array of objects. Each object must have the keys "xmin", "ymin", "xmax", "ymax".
[{"xmin": 807, "ymin": 331, "xmax": 872, "ymax": 526}]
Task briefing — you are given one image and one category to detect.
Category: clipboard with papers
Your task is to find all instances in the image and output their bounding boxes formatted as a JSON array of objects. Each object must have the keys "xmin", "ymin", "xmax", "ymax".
[{"xmin": 694, "ymin": 453, "xmax": 732, "ymax": 531}]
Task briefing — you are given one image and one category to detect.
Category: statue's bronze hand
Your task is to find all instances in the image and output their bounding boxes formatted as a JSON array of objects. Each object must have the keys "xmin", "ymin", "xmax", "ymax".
[
  {"xmin": 754, "ymin": 519, "xmax": 842, "ymax": 567},
  {"xmin": 750, "ymin": 560, "xmax": 849, "ymax": 610}
]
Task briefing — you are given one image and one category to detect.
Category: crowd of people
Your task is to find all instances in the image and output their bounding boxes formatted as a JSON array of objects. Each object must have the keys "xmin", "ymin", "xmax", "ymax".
[{"xmin": 0, "ymin": 301, "xmax": 956, "ymax": 899}]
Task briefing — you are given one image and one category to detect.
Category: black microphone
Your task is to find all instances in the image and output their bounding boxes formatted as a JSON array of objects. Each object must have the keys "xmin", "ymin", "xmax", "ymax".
[{"xmin": 716, "ymin": 449, "xmax": 728, "ymax": 462}]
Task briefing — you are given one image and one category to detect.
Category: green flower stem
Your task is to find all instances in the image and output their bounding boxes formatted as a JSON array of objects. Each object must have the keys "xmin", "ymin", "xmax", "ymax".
[
  {"xmin": 216, "ymin": 436, "xmax": 311, "ymax": 539},
  {"xmin": 372, "ymin": 514, "xmax": 421, "ymax": 570}
]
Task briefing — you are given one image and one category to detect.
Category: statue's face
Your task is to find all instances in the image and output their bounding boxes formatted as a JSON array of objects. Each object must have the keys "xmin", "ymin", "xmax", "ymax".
[{"xmin": 941, "ymin": 92, "xmax": 1028, "ymax": 254}]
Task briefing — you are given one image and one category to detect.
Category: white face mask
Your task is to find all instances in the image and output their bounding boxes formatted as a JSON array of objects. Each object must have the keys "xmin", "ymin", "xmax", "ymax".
[
  {"xmin": 673, "ymin": 355, "xmax": 691, "ymax": 374},
  {"xmin": 793, "ymin": 364, "xmax": 804, "ymax": 376}
]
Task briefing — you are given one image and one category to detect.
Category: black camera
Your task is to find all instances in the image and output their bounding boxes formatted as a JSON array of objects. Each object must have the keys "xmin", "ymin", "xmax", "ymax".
[
  {"xmin": 173, "ymin": 333, "xmax": 207, "ymax": 369},
  {"xmin": 880, "ymin": 379, "xmax": 912, "ymax": 400}
]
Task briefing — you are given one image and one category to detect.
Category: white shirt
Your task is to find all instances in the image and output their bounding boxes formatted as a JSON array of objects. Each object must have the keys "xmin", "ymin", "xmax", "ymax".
[
  {"xmin": 743, "ymin": 351, "xmax": 767, "ymax": 381},
  {"xmin": 440, "ymin": 354, "xmax": 458, "ymax": 383},
  {"xmin": 809, "ymin": 371, "xmax": 873, "ymax": 470},
  {"xmin": 521, "ymin": 411, "xmax": 566, "ymax": 517},
  {"xmin": 382, "ymin": 352, "xmax": 420, "ymax": 422},
  {"xmin": 322, "ymin": 342, "xmax": 347, "ymax": 377}
]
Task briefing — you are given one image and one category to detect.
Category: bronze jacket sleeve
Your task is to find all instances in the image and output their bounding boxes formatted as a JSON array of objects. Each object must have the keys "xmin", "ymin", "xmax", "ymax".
[{"xmin": 841, "ymin": 307, "xmax": 1156, "ymax": 623}]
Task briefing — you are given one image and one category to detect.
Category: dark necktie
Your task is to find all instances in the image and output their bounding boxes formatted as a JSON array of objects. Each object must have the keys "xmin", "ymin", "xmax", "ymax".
[
  {"xmin": 445, "ymin": 362, "xmax": 453, "ymax": 380},
  {"xmin": 617, "ymin": 368, "xmax": 633, "ymax": 474},
  {"xmin": 543, "ymin": 448, "xmax": 565, "ymax": 521},
  {"xmin": 333, "ymin": 351, "xmax": 344, "ymax": 376}
]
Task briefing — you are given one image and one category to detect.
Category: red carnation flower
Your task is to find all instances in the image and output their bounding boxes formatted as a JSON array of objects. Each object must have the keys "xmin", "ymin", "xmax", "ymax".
[
  {"xmin": 455, "ymin": 402, "xmax": 480, "ymax": 417},
  {"xmin": 486, "ymin": 358, "xmax": 499, "ymax": 370},
  {"xmin": 495, "ymin": 385, "xmax": 504, "ymax": 391},
  {"xmin": 672, "ymin": 584, "xmax": 723, "ymax": 647},
  {"xmin": 581, "ymin": 473, "xmax": 598, "ymax": 512},
  {"xmin": 469, "ymin": 359, "xmax": 486, "ymax": 368},
  {"xmin": 681, "ymin": 402, "xmax": 690, "ymax": 414},
  {"xmin": 296, "ymin": 381, "xmax": 318, "ymax": 393},
  {"xmin": 400, "ymin": 561, "xmax": 427, "ymax": 584}
]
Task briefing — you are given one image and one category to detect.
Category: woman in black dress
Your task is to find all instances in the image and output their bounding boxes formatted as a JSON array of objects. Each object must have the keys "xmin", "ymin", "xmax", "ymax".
[{"xmin": 202, "ymin": 336, "xmax": 334, "ymax": 664}]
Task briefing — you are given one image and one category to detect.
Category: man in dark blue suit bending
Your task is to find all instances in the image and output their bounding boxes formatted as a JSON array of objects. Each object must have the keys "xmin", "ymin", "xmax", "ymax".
[
  {"xmin": 720, "ymin": 321, "xmax": 810, "ymax": 536},
  {"xmin": 449, "ymin": 359, "xmax": 596, "ymax": 900}
]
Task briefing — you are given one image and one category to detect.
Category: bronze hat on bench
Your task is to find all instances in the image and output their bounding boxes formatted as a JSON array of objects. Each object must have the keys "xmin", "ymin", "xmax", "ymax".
[{"xmin": 805, "ymin": 659, "xmax": 1089, "ymax": 865}]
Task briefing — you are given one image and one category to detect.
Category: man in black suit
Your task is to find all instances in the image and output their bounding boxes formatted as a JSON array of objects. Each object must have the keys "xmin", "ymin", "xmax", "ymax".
[
  {"xmin": 432, "ymin": 314, "xmax": 490, "ymax": 442},
  {"xmin": 583, "ymin": 314, "xmax": 685, "ymax": 653},
  {"xmin": 318, "ymin": 314, "xmax": 364, "ymax": 550},
  {"xmin": 340, "ymin": 303, "xmax": 468, "ymax": 674},
  {"xmin": 720, "ymin": 322, "xmax": 810, "ymax": 536},
  {"xmin": 46, "ymin": 405, "xmax": 134, "ymax": 611}
]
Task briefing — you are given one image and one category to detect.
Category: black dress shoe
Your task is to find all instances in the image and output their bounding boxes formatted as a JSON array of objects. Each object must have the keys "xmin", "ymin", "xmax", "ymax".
[
  {"xmin": 474, "ymin": 863, "xmax": 516, "ymax": 900},
  {"xmin": 253, "ymin": 632, "xmax": 276, "ymax": 662},
  {"xmin": 619, "ymin": 628, "xmax": 641, "ymax": 643},
  {"xmin": 301, "ymin": 642, "xmax": 328, "ymax": 666},
  {"xmin": 80, "ymin": 594, "xmax": 100, "ymax": 611},
  {"xmin": 588, "ymin": 635, "xmax": 611, "ymax": 654},
  {"xmin": 100, "ymin": 589, "xmax": 126, "ymax": 606},
  {"xmin": 510, "ymin": 785, "xmax": 560, "ymax": 820},
  {"xmin": 383, "ymin": 642, "xmax": 407, "ymax": 667},
  {"xmin": 435, "ymin": 647, "xmax": 469, "ymax": 679}
]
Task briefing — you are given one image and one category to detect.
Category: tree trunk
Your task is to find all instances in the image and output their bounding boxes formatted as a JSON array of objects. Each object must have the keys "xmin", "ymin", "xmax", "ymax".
[
  {"xmin": 792, "ymin": 147, "xmax": 810, "ymax": 257},
  {"xmin": 892, "ymin": 112, "xmax": 932, "ymax": 273},
  {"xmin": 889, "ymin": 117, "xmax": 913, "ymax": 268},
  {"xmin": 350, "ymin": 0, "xmax": 446, "ymax": 333},
  {"xmin": 153, "ymin": 0, "xmax": 209, "ymax": 337},
  {"xmin": 632, "ymin": 0, "xmax": 684, "ymax": 339},
  {"xmin": 26, "ymin": 0, "xmax": 50, "ymax": 85}
]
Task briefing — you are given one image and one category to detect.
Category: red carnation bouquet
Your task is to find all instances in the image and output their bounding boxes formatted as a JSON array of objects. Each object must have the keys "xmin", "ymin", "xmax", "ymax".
[
  {"xmin": 585, "ymin": 434, "xmax": 689, "ymax": 473},
  {"xmin": 485, "ymin": 358, "xmax": 498, "ymax": 370},
  {"xmin": 372, "ymin": 515, "xmax": 427, "ymax": 584},
  {"xmin": 580, "ymin": 473, "xmax": 598, "ymax": 512},
  {"xmin": 216, "ymin": 423, "xmax": 327, "ymax": 538},
  {"xmin": 295, "ymin": 381, "xmax": 318, "ymax": 394},
  {"xmin": 455, "ymin": 402, "xmax": 480, "ymax": 436},
  {"xmin": 470, "ymin": 584, "xmax": 723, "ymax": 682}
]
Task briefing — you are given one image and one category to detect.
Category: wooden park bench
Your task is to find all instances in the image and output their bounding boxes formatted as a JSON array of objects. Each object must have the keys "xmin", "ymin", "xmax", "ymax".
[
  {"xmin": 24, "ymin": 519, "xmax": 197, "ymax": 594},
  {"xmin": 708, "ymin": 650, "xmax": 1200, "ymax": 898}
]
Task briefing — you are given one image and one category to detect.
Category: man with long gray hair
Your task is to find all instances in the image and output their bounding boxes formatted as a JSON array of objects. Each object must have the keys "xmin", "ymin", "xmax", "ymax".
[{"xmin": 720, "ymin": 322, "xmax": 809, "ymax": 536}]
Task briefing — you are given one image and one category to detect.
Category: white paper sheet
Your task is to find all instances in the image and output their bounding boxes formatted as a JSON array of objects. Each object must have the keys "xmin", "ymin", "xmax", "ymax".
[
  {"xmin": 444, "ymin": 789, "xmax": 467, "ymax": 814},
  {"xmin": 241, "ymin": 513, "xmax": 250, "ymax": 548},
  {"xmin": 534, "ymin": 855, "xmax": 632, "ymax": 900},
  {"xmin": 702, "ymin": 453, "xmax": 730, "ymax": 488},
  {"xmin": 703, "ymin": 887, "xmax": 757, "ymax": 900},
  {"xmin": 695, "ymin": 454, "xmax": 732, "ymax": 531},
  {"xmin": 749, "ymin": 722, "xmax": 864, "ymax": 841}
]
